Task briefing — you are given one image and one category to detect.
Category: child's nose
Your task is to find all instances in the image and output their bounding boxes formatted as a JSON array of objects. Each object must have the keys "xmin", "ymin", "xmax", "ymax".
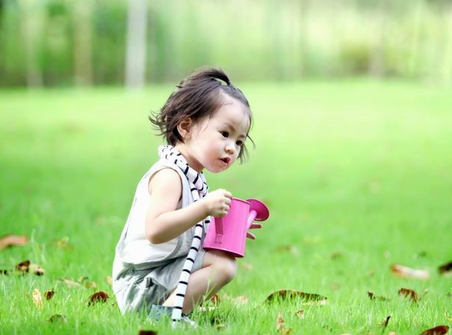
[{"xmin": 225, "ymin": 144, "xmax": 235, "ymax": 155}]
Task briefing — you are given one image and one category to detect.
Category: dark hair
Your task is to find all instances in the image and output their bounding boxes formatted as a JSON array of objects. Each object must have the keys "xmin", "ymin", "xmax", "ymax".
[{"xmin": 149, "ymin": 67, "xmax": 254, "ymax": 162}]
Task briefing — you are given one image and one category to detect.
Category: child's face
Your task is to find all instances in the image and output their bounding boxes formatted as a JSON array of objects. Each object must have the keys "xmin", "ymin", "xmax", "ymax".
[{"xmin": 177, "ymin": 96, "xmax": 250, "ymax": 173}]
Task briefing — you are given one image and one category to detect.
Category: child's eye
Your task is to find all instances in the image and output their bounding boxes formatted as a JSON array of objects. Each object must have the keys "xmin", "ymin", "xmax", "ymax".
[
  {"xmin": 236, "ymin": 140, "xmax": 244, "ymax": 147},
  {"xmin": 220, "ymin": 131, "xmax": 229, "ymax": 138}
]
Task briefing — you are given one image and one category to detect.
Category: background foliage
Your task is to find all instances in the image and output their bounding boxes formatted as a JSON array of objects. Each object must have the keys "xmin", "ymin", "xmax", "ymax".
[{"xmin": 1, "ymin": 0, "xmax": 452, "ymax": 87}]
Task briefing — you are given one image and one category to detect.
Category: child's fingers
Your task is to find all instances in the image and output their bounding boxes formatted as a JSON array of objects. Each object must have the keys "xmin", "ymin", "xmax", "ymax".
[
  {"xmin": 223, "ymin": 190, "xmax": 232, "ymax": 199},
  {"xmin": 246, "ymin": 232, "xmax": 256, "ymax": 240},
  {"xmin": 249, "ymin": 223, "xmax": 262, "ymax": 230}
]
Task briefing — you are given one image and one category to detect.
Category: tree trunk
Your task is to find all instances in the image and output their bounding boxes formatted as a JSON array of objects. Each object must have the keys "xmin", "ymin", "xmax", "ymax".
[
  {"xmin": 73, "ymin": 0, "xmax": 93, "ymax": 86},
  {"xmin": 125, "ymin": 0, "xmax": 147, "ymax": 89},
  {"xmin": 19, "ymin": 0, "xmax": 43, "ymax": 87}
]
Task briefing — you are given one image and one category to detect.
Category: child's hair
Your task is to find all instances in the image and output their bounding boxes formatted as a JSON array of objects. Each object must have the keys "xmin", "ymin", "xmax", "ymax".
[{"xmin": 149, "ymin": 67, "xmax": 253, "ymax": 162}]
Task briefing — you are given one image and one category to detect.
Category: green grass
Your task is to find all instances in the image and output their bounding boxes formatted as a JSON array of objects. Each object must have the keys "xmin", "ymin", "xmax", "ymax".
[{"xmin": 1, "ymin": 80, "xmax": 451, "ymax": 334}]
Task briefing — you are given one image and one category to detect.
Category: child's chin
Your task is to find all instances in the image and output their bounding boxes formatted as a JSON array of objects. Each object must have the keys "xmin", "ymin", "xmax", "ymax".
[{"xmin": 206, "ymin": 166, "xmax": 228, "ymax": 173}]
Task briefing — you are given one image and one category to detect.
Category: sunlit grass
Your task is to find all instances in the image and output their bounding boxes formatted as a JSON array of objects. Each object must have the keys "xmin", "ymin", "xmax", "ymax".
[{"xmin": 0, "ymin": 80, "xmax": 451, "ymax": 334}]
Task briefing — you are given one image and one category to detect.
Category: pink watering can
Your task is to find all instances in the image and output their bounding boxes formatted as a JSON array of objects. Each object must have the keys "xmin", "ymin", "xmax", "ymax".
[{"xmin": 203, "ymin": 198, "xmax": 270, "ymax": 258}]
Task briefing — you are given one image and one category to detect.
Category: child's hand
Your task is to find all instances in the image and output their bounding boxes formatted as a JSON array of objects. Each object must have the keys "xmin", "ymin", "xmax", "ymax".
[
  {"xmin": 246, "ymin": 223, "xmax": 262, "ymax": 240},
  {"xmin": 203, "ymin": 189, "xmax": 232, "ymax": 218}
]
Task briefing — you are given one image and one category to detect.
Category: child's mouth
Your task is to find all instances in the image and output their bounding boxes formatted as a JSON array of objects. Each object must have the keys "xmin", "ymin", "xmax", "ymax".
[{"xmin": 220, "ymin": 157, "xmax": 230, "ymax": 165}]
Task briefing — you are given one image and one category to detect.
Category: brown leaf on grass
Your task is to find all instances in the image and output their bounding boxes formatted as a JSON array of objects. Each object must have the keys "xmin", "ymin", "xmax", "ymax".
[
  {"xmin": 390, "ymin": 264, "xmax": 430, "ymax": 280},
  {"xmin": 380, "ymin": 316, "xmax": 391, "ymax": 328},
  {"xmin": 367, "ymin": 291, "xmax": 390, "ymax": 301},
  {"xmin": 398, "ymin": 288, "xmax": 419, "ymax": 301},
  {"xmin": 32, "ymin": 289, "xmax": 43, "ymax": 309},
  {"xmin": 266, "ymin": 290, "xmax": 327, "ymax": 305},
  {"xmin": 438, "ymin": 262, "xmax": 452, "ymax": 275},
  {"xmin": 420, "ymin": 325, "xmax": 449, "ymax": 335},
  {"xmin": 0, "ymin": 234, "xmax": 28, "ymax": 250},
  {"xmin": 15, "ymin": 260, "xmax": 44, "ymax": 276},
  {"xmin": 48, "ymin": 314, "xmax": 68, "ymax": 323},
  {"xmin": 138, "ymin": 331, "xmax": 157, "ymax": 335},
  {"xmin": 295, "ymin": 310, "xmax": 305, "ymax": 319},
  {"xmin": 398, "ymin": 288, "xmax": 428, "ymax": 302},
  {"xmin": 44, "ymin": 290, "xmax": 55, "ymax": 300},
  {"xmin": 16, "ymin": 260, "xmax": 30, "ymax": 273},
  {"xmin": 88, "ymin": 291, "xmax": 110, "ymax": 306},
  {"xmin": 276, "ymin": 313, "xmax": 292, "ymax": 334},
  {"xmin": 58, "ymin": 278, "xmax": 84, "ymax": 288},
  {"xmin": 30, "ymin": 263, "xmax": 45, "ymax": 276},
  {"xmin": 210, "ymin": 294, "xmax": 221, "ymax": 304}
]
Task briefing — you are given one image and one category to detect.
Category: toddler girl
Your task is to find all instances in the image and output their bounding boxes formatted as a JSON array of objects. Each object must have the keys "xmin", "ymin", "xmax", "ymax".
[{"xmin": 112, "ymin": 67, "xmax": 258, "ymax": 324}]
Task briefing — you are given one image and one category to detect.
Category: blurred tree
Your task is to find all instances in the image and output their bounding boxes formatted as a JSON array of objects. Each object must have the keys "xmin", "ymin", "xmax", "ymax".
[
  {"xmin": 73, "ymin": 0, "xmax": 93, "ymax": 86},
  {"xmin": 125, "ymin": 0, "xmax": 147, "ymax": 88},
  {"xmin": 369, "ymin": 0, "xmax": 389, "ymax": 77},
  {"xmin": 19, "ymin": 0, "xmax": 44, "ymax": 87}
]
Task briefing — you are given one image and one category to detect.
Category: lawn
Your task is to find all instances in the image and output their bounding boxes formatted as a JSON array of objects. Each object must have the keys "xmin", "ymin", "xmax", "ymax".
[{"xmin": 0, "ymin": 80, "xmax": 451, "ymax": 334}]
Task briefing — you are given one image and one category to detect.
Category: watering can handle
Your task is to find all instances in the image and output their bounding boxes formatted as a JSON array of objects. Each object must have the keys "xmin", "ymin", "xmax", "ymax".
[{"xmin": 214, "ymin": 217, "xmax": 223, "ymax": 243}]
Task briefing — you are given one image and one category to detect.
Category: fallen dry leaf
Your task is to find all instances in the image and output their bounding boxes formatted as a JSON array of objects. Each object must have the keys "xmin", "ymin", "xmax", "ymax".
[
  {"xmin": 48, "ymin": 314, "xmax": 68, "ymax": 323},
  {"xmin": 88, "ymin": 291, "xmax": 110, "ymax": 306},
  {"xmin": 276, "ymin": 312, "xmax": 292, "ymax": 334},
  {"xmin": 390, "ymin": 264, "xmax": 430, "ymax": 280},
  {"xmin": 420, "ymin": 325, "xmax": 449, "ymax": 335},
  {"xmin": 0, "ymin": 234, "xmax": 28, "ymax": 250},
  {"xmin": 138, "ymin": 330, "xmax": 157, "ymax": 335},
  {"xmin": 210, "ymin": 294, "xmax": 221, "ymax": 304},
  {"xmin": 367, "ymin": 291, "xmax": 390, "ymax": 301},
  {"xmin": 295, "ymin": 310, "xmax": 305, "ymax": 319},
  {"xmin": 32, "ymin": 289, "xmax": 43, "ymax": 309},
  {"xmin": 44, "ymin": 290, "xmax": 55, "ymax": 300},
  {"xmin": 16, "ymin": 260, "xmax": 30, "ymax": 273},
  {"xmin": 30, "ymin": 263, "xmax": 45, "ymax": 276},
  {"xmin": 266, "ymin": 290, "xmax": 327, "ymax": 305},
  {"xmin": 58, "ymin": 278, "xmax": 84, "ymax": 288},
  {"xmin": 438, "ymin": 262, "xmax": 452, "ymax": 275},
  {"xmin": 15, "ymin": 261, "xmax": 45, "ymax": 276},
  {"xmin": 380, "ymin": 316, "xmax": 391, "ymax": 328},
  {"xmin": 398, "ymin": 288, "xmax": 419, "ymax": 301}
]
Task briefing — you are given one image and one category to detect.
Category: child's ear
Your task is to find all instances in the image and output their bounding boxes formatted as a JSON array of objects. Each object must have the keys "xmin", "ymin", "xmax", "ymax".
[{"xmin": 177, "ymin": 118, "xmax": 193, "ymax": 140}]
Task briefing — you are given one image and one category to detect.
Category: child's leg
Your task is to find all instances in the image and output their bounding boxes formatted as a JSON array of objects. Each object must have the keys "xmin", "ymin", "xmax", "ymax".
[{"xmin": 163, "ymin": 250, "xmax": 236, "ymax": 314}]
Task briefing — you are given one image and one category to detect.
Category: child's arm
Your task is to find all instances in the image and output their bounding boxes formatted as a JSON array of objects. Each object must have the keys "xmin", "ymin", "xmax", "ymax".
[{"xmin": 145, "ymin": 168, "xmax": 231, "ymax": 244}]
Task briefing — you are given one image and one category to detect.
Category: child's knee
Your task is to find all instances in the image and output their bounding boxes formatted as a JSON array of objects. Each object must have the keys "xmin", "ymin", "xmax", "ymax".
[{"xmin": 210, "ymin": 252, "xmax": 237, "ymax": 284}]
